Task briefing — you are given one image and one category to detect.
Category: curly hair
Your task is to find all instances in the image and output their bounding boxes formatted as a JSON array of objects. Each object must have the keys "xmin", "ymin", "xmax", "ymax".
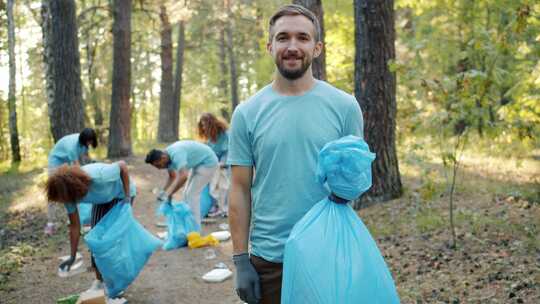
[
  {"xmin": 197, "ymin": 113, "xmax": 228, "ymax": 143},
  {"xmin": 46, "ymin": 165, "xmax": 91, "ymax": 203}
]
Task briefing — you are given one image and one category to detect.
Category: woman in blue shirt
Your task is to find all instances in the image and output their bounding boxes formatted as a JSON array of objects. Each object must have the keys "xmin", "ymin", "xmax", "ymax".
[
  {"xmin": 45, "ymin": 128, "xmax": 98, "ymax": 235},
  {"xmin": 45, "ymin": 161, "xmax": 135, "ymax": 300},
  {"xmin": 198, "ymin": 113, "xmax": 230, "ymax": 216},
  {"xmin": 198, "ymin": 113, "xmax": 229, "ymax": 163}
]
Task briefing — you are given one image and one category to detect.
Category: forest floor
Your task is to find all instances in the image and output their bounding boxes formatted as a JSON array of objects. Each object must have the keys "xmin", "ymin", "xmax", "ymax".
[{"xmin": 0, "ymin": 151, "xmax": 539, "ymax": 303}]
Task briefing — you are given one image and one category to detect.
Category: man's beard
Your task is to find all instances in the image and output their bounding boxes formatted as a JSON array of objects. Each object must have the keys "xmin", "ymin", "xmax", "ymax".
[{"xmin": 276, "ymin": 55, "xmax": 311, "ymax": 80}]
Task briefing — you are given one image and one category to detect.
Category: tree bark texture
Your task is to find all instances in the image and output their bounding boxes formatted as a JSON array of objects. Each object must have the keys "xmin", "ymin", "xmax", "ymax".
[
  {"xmin": 354, "ymin": 0, "xmax": 402, "ymax": 206},
  {"xmin": 172, "ymin": 20, "xmax": 185, "ymax": 138},
  {"xmin": 157, "ymin": 5, "xmax": 176, "ymax": 142},
  {"xmin": 225, "ymin": 0, "xmax": 239, "ymax": 112},
  {"xmin": 7, "ymin": 0, "xmax": 21, "ymax": 162},
  {"xmin": 107, "ymin": 0, "xmax": 132, "ymax": 157},
  {"xmin": 41, "ymin": 0, "xmax": 85, "ymax": 142},
  {"xmin": 292, "ymin": 0, "xmax": 326, "ymax": 80},
  {"xmin": 218, "ymin": 26, "xmax": 230, "ymax": 120}
]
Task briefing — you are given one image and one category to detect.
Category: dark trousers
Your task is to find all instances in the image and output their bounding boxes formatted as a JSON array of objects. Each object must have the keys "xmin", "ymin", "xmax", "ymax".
[
  {"xmin": 251, "ymin": 255, "xmax": 284, "ymax": 304},
  {"xmin": 89, "ymin": 199, "xmax": 119, "ymax": 268}
]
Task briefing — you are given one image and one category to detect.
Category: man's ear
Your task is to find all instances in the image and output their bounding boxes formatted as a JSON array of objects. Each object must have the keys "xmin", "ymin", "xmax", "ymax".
[
  {"xmin": 313, "ymin": 41, "xmax": 323, "ymax": 59},
  {"xmin": 266, "ymin": 41, "xmax": 273, "ymax": 55}
]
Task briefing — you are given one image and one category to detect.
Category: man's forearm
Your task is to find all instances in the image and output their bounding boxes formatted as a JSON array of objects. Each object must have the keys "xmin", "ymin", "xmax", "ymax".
[
  {"xmin": 167, "ymin": 176, "xmax": 184, "ymax": 197},
  {"xmin": 163, "ymin": 177, "xmax": 173, "ymax": 193},
  {"xmin": 229, "ymin": 186, "xmax": 251, "ymax": 254}
]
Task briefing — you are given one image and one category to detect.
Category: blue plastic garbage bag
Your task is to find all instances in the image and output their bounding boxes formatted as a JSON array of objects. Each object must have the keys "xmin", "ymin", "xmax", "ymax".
[
  {"xmin": 78, "ymin": 203, "xmax": 92, "ymax": 225},
  {"xmin": 200, "ymin": 184, "xmax": 214, "ymax": 219},
  {"xmin": 85, "ymin": 202, "xmax": 162, "ymax": 297},
  {"xmin": 281, "ymin": 136, "xmax": 400, "ymax": 304},
  {"xmin": 316, "ymin": 135, "xmax": 376, "ymax": 200},
  {"xmin": 157, "ymin": 201, "xmax": 200, "ymax": 250}
]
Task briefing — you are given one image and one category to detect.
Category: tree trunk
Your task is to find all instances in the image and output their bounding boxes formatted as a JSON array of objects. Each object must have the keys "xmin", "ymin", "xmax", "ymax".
[
  {"xmin": 7, "ymin": 0, "xmax": 21, "ymax": 162},
  {"xmin": 107, "ymin": 0, "xmax": 132, "ymax": 157},
  {"xmin": 157, "ymin": 5, "xmax": 176, "ymax": 142},
  {"xmin": 293, "ymin": 0, "xmax": 326, "ymax": 80},
  {"xmin": 83, "ymin": 9, "xmax": 104, "ymax": 131},
  {"xmin": 354, "ymin": 0, "xmax": 402, "ymax": 206},
  {"xmin": 218, "ymin": 26, "xmax": 230, "ymax": 120},
  {"xmin": 225, "ymin": 0, "xmax": 239, "ymax": 111},
  {"xmin": 41, "ymin": 0, "xmax": 85, "ymax": 142},
  {"xmin": 157, "ymin": 5, "xmax": 175, "ymax": 142},
  {"xmin": 173, "ymin": 20, "xmax": 185, "ymax": 139}
]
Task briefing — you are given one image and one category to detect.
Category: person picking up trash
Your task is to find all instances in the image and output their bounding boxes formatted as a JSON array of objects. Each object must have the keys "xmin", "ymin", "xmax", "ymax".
[
  {"xmin": 45, "ymin": 161, "xmax": 136, "ymax": 304},
  {"xmin": 145, "ymin": 140, "xmax": 218, "ymax": 226},
  {"xmin": 44, "ymin": 128, "xmax": 98, "ymax": 236},
  {"xmin": 198, "ymin": 113, "xmax": 231, "ymax": 217}
]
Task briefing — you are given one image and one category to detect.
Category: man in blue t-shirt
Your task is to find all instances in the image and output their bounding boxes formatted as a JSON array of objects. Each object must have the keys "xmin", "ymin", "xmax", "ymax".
[
  {"xmin": 145, "ymin": 141, "xmax": 218, "ymax": 225},
  {"xmin": 45, "ymin": 128, "xmax": 98, "ymax": 235},
  {"xmin": 227, "ymin": 5, "xmax": 364, "ymax": 304}
]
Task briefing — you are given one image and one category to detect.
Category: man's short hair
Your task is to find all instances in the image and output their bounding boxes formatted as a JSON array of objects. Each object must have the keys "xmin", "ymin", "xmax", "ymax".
[
  {"xmin": 268, "ymin": 4, "xmax": 321, "ymax": 42},
  {"xmin": 145, "ymin": 149, "xmax": 164, "ymax": 164},
  {"xmin": 79, "ymin": 128, "xmax": 98, "ymax": 148}
]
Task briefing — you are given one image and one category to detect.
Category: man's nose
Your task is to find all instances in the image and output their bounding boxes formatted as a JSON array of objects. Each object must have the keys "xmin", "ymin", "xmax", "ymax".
[{"xmin": 286, "ymin": 38, "xmax": 300, "ymax": 51}]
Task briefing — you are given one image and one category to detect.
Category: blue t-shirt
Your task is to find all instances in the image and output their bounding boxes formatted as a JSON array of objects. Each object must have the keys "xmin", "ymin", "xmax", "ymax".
[
  {"xmin": 227, "ymin": 80, "xmax": 364, "ymax": 262},
  {"xmin": 65, "ymin": 163, "xmax": 137, "ymax": 214},
  {"xmin": 206, "ymin": 131, "xmax": 229, "ymax": 162},
  {"xmin": 48, "ymin": 133, "xmax": 88, "ymax": 168},
  {"xmin": 166, "ymin": 140, "xmax": 218, "ymax": 171}
]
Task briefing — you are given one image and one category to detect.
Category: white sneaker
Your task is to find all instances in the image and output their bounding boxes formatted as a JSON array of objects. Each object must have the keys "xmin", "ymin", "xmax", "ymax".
[
  {"xmin": 85, "ymin": 279, "xmax": 104, "ymax": 293},
  {"xmin": 106, "ymin": 296, "xmax": 127, "ymax": 304}
]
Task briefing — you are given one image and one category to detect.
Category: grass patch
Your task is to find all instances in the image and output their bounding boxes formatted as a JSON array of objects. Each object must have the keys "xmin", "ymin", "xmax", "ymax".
[
  {"xmin": 414, "ymin": 209, "xmax": 446, "ymax": 233},
  {"xmin": 0, "ymin": 243, "xmax": 36, "ymax": 287}
]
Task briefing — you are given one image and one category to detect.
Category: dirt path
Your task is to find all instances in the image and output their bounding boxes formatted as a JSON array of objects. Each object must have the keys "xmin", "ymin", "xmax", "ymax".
[{"xmin": 4, "ymin": 156, "xmax": 241, "ymax": 304}]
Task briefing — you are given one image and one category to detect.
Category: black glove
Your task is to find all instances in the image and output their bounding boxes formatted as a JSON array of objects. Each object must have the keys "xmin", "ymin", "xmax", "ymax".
[
  {"xmin": 59, "ymin": 256, "xmax": 76, "ymax": 271},
  {"xmin": 233, "ymin": 253, "xmax": 261, "ymax": 304}
]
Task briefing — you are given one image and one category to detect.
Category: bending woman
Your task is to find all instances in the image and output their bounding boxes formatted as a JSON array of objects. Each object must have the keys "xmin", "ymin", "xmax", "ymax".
[
  {"xmin": 198, "ymin": 113, "xmax": 230, "ymax": 216},
  {"xmin": 45, "ymin": 161, "xmax": 135, "ymax": 302}
]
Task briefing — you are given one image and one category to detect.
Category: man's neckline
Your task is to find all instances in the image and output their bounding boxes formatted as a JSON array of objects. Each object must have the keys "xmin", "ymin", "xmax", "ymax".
[{"xmin": 270, "ymin": 79, "xmax": 320, "ymax": 98}]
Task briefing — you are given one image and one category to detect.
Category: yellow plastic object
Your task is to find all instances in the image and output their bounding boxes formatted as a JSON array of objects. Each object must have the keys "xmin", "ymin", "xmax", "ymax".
[{"xmin": 187, "ymin": 232, "xmax": 219, "ymax": 249}]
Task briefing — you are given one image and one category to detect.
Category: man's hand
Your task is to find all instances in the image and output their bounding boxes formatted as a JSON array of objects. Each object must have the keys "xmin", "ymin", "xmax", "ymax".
[
  {"xmin": 157, "ymin": 190, "xmax": 168, "ymax": 202},
  {"xmin": 59, "ymin": 256, "xmax": 76, "ymax": 271},
  {"xmin": 233, "ymin": 253, "xmax": 261, "ymax": 304}
]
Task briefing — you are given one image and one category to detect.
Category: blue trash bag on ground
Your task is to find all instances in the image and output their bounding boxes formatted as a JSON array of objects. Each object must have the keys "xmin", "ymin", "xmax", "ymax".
[
  {"xmin": 78, "ymin": 203, "xmax": 92, "ymax": 225},
  {"xmin": 200, "ymin": 184, "xmax": 214, "ymax": 219},
  {"xmin": 281, "ymin": 135, "xmax": 400, "ymax": 304},
  {"xmin": 157, "ymin": 201, "xmax": 200, "ymax": 250},
  {"xmin": 85, "ymin": 202, "xmax": 162, "ymax": 297}
]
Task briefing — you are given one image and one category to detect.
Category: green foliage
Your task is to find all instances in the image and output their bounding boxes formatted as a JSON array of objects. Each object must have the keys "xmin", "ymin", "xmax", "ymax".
[
  {"xmin": 0, "ymin": 243, "xmax": 35, "ymax": 287},
  {"xmin": 395, "ymin": 0, "xmax": 540, "ymax": 153},
  {"xmin": 325, "ymin": 2, "xmax": 355, "ymax": 93}
]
